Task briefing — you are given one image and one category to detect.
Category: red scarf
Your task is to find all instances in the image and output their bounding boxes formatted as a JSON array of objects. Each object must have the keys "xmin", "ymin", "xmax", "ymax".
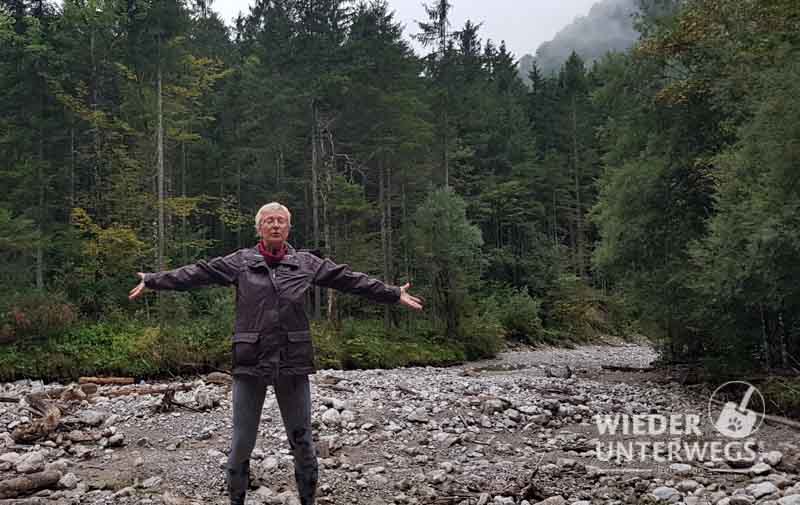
[{"xmin": 258, "ymin": 241, "xmax": 287, "ymax": 265}]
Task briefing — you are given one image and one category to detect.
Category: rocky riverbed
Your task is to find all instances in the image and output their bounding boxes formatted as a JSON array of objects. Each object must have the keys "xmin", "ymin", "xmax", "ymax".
[{"xmin": 1, "ymin": 344, "xmax": 799, "ymax": 505}]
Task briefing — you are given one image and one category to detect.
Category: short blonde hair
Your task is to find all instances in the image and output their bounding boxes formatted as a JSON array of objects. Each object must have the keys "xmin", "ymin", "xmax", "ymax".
[{"xmin": 254, "ymin": 202, "xmax": 292, "ymax": 232}]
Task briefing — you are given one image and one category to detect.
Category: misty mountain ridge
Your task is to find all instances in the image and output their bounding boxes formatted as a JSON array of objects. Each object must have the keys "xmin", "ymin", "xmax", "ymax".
[{"xmin": 518, "ymin": 0, "xmax": 640, "ymax": 83}]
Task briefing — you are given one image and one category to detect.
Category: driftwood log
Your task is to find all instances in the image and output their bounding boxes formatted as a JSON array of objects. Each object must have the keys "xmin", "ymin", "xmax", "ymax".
[
  {"xmin": 204, "ymin": 372, "xmax": 233, "ymax": 385},
  {"xmin": 0, "ymin": 498, "xmax": 53, "ymax": 504},
  {"xmin": 11, "ymin": 397, "xmax": 61, "ymax": 443},
  {"xmin": 601, "ymin": 365, "xmax": 655, "ymax": 372},
  {"xmin": 0, "ymin": 471, "xmax": 61, "ymax": 499},
  {"xmin": 78, "ymin": 376, "xmax": 134, "ymax": 385},
  {"xmin": 106, "ymin": 383, "xmax": 193, "ymax": 398},
  {"xmin": 151, "ymin": 390, "xmax": 201, "ymax": 413}
]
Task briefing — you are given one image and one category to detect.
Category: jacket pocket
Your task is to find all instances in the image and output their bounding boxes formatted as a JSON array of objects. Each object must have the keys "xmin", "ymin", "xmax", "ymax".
[
  {"xmin": 287, "ymin": 330, "xmax": 312, "ymax": 342},
  {"xmin": 286, "ymin": 330, "xmax": 313, "ymax": 365},
  {"xmin": 231, "ymin": 332, "xmax": 260, "ymax": 367}
]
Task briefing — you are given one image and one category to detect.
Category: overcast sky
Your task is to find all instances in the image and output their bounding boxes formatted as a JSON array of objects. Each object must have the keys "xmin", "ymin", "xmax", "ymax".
[{"xmin": 211, "ymin": 0, "xmax": 601, "ymax": 59}]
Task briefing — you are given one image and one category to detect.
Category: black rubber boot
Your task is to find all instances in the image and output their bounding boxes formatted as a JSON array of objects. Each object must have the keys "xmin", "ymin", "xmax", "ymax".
[
  {"xmin": 295, "ymin": 465, "xmax": 318, "ymax": 505},
  {"xmin": 226, "ymin": 459, "xmax": 249, "ymax": 505}
]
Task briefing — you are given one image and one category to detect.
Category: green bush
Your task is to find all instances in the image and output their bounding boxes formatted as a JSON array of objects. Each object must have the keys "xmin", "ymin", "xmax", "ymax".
[
  {"xmin": 311, "ymin": 318, "xmax": 466, "ymax": 371},
  {"xmin": 460, "ymin": 298, "xmax": 506, "ymax": 360},
  {"xmin": 0, "ymin": 315, "xmax": 234, "ymax": 382},
  {"xmin": 494, "ymin": 287, "xmax": 543, "ymax": 343},
  {"xmin": 542, "ymin": 275, "xmax": 614, "ymax": 343},
  {"xmin": 0, "ymin": 290, "xmax": 78, "ymax": 344}
]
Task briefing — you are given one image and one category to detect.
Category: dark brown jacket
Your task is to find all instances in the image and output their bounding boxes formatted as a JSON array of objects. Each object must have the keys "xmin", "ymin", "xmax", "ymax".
[{"xmin": 143, "ymin": 245, "xmax": 400, "ymax": 379}]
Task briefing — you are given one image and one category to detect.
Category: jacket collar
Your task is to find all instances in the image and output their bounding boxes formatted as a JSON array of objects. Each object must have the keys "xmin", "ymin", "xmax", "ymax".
[{"xmin": 245, "ymin": 243, "xmax": 299, "ymax": 269}]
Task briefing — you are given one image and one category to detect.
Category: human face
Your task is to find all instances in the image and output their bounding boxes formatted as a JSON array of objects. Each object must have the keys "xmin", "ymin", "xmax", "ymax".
[{"xmin": 258, "ymin": 210, "xmax": 290, "ymax": 249}]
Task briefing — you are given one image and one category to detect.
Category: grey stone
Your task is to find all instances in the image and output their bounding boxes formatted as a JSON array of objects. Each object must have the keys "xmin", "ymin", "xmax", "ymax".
[
  {"xmin": 652, "ymin": 486, "xmax": 680, "ymax": 502},
  {"xmin": 141, "ymin": 476, "xmax": 162, "ymax": 488},
  {"xmin": 321, "ymin": 408, "xmax": 341, "ymax": 425},
  {"xmin": 15, "ymin": 450, "xmax": 45, "ymax": 473},
  {"xmin": 77, "ymin": 410, "xmax": 108, "ymax": 426},
  {"xmin": 670, "ymin": 463, "xmax": 694, "ymax": 475},
  {"xmin": 746, "ymin": 482, "xmax": 778, "ymax": 499},
  {"xmin": 59, "ymin": 472, "xmax": 79, "ymax": 489},
  {"xmin": 749, "ymin": 462, "xmax": 772, "ymax": 475},
  {"xmin": 762, "ymin": 451, "xmax": 783, "ymax": 467},
  {"xmin": 533, "ymin": 497, "xmax": 566, "ymax": 505},
  {"xmin": 677, "ymin": 480, "xmax": 700, "ymax": 492}
]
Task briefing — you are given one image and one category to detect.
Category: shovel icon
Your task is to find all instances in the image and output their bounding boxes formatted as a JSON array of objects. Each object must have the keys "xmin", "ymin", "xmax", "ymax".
[{"xmin": 714, "ymin": 385, "xmax": 759, "ymax": 439}]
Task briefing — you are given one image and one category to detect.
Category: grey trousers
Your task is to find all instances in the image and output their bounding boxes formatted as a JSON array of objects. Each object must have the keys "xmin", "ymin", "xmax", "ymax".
[{"xmin": 227, "ymin": 374, "xmax": 318, "ymax": 505}]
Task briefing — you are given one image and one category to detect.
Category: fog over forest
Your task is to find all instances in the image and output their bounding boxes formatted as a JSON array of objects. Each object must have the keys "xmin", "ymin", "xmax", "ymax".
[{"xmin": 518, "ymin": 0, "xmax": 640, "ymax": 82}]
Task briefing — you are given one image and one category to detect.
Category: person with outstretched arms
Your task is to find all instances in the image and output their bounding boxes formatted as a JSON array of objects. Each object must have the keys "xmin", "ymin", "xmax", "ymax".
[{"xmin": 129, "ymin": 202, "xmax": 422, "ymax": 505}]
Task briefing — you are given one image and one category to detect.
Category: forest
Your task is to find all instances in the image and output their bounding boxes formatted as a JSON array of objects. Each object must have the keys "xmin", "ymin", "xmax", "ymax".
[{"xmin": 1, "ymin": 0, "xmax": 799, "ymax": 383}]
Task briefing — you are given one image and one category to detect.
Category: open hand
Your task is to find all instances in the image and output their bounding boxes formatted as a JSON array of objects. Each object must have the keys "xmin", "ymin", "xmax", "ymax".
[
  {"xmin": 128, "ymin": 273, "xmax": 147, "ymax": 300},
  {"xmin": 398, "ymin": 283, "xmax": 423, "ymax": 311}
]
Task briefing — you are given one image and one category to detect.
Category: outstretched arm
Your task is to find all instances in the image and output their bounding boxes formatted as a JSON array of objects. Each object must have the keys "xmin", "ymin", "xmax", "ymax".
[
  {"xmin": 312, "ymin": 257, "xmax": 422, "ymax": 311},
  {"xmin": 397, "ymin": 282, "xmax": 423, "ymax": 311},
  {"xmin": 128, "ymin": 251, "xmax": 243, "ymax": 300}
]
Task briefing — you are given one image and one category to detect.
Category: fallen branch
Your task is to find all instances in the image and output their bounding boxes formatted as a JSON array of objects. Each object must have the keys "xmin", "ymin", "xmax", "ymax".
[
  {"xmin": 11, "ymin": 397, "xmax": 61, "ymax": 443},
  {"xmin": 316, "ymin": 375, "xmax": 344, "ymax": 385},
  {"xmin": 432, "ymin": 492, "xmax": 478, "ymax": 504},
  {"xmin": 706, "ymin": 468, "xmax": 751, "ymax": 475},
  {"xmin": 0, "ymin": 395, "xmax": 19, "ymax": 403},
  {"xmin": 519, "ymin": 454, "xmax": 545, "ymax": 500},
  {"xmin": 79, "ymin": 376, "xmax": 134, "ymax": 385},
  {"xmin": 398, "ymin": 385, "xmax": 420, "ymax": 397},
  {"xmin": 601, "ymin": 365, "xmax": 655, "ymax": 372},
  {"xmin": 151, "ymin": 390, "xmax": 201, "ymax": 413},
  {"xmin": 0, "ymin": 498, "xmax": 53, "ymax": 504},
  {"xmin": 318, "ymin": 383, "xmax": 354, "ymax": 393},
  {"xmin": 106, "ymin": 383, "xmax": 193, "ymax": 398},
  {"xmin": 204, "ymin": 372, "xmax": 232, "ymax": 385},
  {"xmin": 0, "ymin": 471, "xmax": 61, "ymax": 499}
]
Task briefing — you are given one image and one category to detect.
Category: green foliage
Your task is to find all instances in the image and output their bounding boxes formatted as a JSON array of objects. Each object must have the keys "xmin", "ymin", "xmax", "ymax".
[
  {"xmin": 413, "ymin": 187, "xmax": 483, "ymax": 339},
  {"xmin": 760, "ymin": 379, "xmax": 800, "ymax": 419},
  {"xmin": 16, "ymin": 0, "xmax": 800, "ymax": 381},
  {"xmin": 589, "ymin": 0, "xmax": 800, "ymax": 367},
  {"xmin": 0, "ymin": 290, "xmax": 77, "ymax": 345},
  {"xmin": 543, "ymin": 276, "xmax": 617, "ymax": 344},
  {"xmin": 459, "ymin": 301, "xmax": 505, "ymax": 361},
  {"xmin": 330, "ymin": 318, "xmax": 467, "ymax": 369},
  {"xmin": 0, "ymin": 208, "xmax": 41, "ymax": 286},
  {"xmin": 690, "ymin": 56, "xmax": 800, "ymax": 366},
  {"xmin": 482, "ymin": 285, "xmax": 543, "ymax": 344}
]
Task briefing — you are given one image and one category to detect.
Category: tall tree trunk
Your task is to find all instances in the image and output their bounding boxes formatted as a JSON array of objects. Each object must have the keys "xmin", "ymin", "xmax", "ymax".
[
  {"xmin": 181, "ymin": 140, "xmax": 187, "ymax": 264},
  {"xmin": 572, "ymin": 95, "xmax": 585, "ymax": 279},
  {"xmin": 323, "ymin": 128, "xmax": 334, "ymax": 322},
  {"xmin": 760, "ymin": 304, "xmax": 770, "ymax": 369},
  {"xmin": 387, "ymin": 163, "xmax": 393, "ymax": 282},
  {"xmin": 552, "ymin": 191, "xmax": 558, "ymax": 247},
  {"xmin": 778, "ymin": 310, "xmax": 788, "ymax": 368},
  {"xmin": 90, "ymin": 27, "xmax": 100, "ymax": 217},
  {"xmin": 236, "ymin": 163, "xmax": 241, "ymax": 249},
  {"xmin": 387, "ymin": 163, "xmax": 394, "ymax": 326},
  {"xmin": 69, "ymin": 124, "xmax": 75, "ymax": 210},
  {"xmin": 276, "ymin": 147, "xmax": 283, "ymax": 188},
  {"xmin": 157, "ymin": 61, "xmax": 165, "ymax": 273},
  {"xmin": 379, "ymin": 156, "xmax": 389, "ymax": 329},
  {"xmin": 402, "ymin": 178, "xmax": 409, "ymax": 281},
  {"xmin": 311, "ymin": 99, "xmax": 321, "ymax": 319},
  {"xmin": 36, "ymin": 104, "xmax": 44, "ymax": 291},
  {"xmin": 443, "ymin": 109, "xmax": 449, "ymax": 188}
]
